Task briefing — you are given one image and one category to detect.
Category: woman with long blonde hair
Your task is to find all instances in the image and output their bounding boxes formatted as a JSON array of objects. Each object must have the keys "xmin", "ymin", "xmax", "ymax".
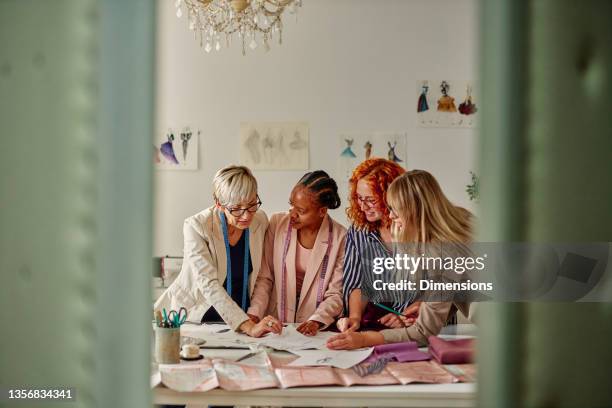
[
  {"xmin": 328, "ymin": 170, "xmax": 474, "ymax": 348},
  {"xmin": 388, "ymin": 169, "xmax": 473, "ymax": 244}
]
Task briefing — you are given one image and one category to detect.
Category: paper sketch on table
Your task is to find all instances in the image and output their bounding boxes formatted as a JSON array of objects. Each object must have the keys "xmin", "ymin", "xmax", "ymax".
[
  {"xmin": 260, "ymin": 326, "xmax": 336, "ymax": 351},
  {"xmin": 335, "ymin": 365, "xmax": 400, "ymax": 386},
  {"xmin": 274, "ymin": 366, "xmax": 343, "ymax": 388},
  {"xmin": 417, "ymin": 80, "xmax": 478, "ymax": 128},
  {"xmin": 213, "ymin": 358, "xmax": 279, "ymax": 390},
  {"xmin": 240, "ymin": 122, "xmax": 309, "ymax": 170},
  {"xmin": 155, "ymin": 127, "xmax": 199, "ymax": 170},
  {"xmin": 180, "ymin": 323, "xmax": 335, "ymax": 351},
  {"xmin": 385, "ymin": 361, "xmax": 457, "ymax": 384},
  {"xmin": 180, "ymin": 323, "xmax": 254, "ymax": 349},
  {"xmin": 288, "ymin": 347, "xmax": 373, "ymax": 369},
  {"xmin": 158, "ymin": 355, "xmax": 278, "ymax": 392},
  {"xmin": 157, "ymin": 355, "xmax": 467, "ymax": 391},
  {"xmin": 158, "ymin": 361, "xmax": 219, "ymax": 392}
]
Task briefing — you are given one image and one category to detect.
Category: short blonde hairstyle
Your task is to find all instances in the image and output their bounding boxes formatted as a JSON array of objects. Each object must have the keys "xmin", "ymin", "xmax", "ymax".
[{"xmin": 212, "ymin": 165, "xmax": 258, "ymax": 206}]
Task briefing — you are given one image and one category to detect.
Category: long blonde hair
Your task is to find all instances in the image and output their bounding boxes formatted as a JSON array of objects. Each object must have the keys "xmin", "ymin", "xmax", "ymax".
[{"xmin": 387, "ymin": 170, "xmax": 473, "ymax": 243}]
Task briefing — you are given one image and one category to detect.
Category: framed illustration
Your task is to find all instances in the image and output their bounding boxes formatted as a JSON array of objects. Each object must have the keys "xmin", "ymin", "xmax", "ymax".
[
  {"xmin": 155, "ymin": 127, "xmax": 199, "ymax": 170},
  {"xmin": 417, "ymin": 80, "xmax": 478, "ymax": 128},
  {"xmin": 337, "ymin": 132, "xmax": 407, "ymax": 181},
  {"xmin": 239, "ymin": 122, "xmax": 309, "ymax": 170}
]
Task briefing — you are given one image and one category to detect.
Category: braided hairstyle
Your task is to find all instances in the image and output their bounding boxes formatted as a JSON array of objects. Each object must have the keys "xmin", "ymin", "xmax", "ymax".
[{"xmin": 296, "ymin": 170, "xmax": 341, "ymax": 210}]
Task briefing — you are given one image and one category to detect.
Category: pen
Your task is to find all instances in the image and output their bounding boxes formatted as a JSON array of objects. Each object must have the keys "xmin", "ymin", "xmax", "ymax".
[
  {"xmin": 162, "ymin": 308, "xmax": 169, "ymax": 327},
  {"xmin": 235, "ymin": 352, "xmax": 257, "ymax": 362},
  {"xmin": 373, "ymin": 302, "xmax": 402, "ymax": 316}
]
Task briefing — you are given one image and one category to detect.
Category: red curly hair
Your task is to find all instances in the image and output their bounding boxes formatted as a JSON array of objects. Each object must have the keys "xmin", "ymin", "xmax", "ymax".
[{"xmin": 345, "ymin": 158, "xmax": 406, "ymax": 231}]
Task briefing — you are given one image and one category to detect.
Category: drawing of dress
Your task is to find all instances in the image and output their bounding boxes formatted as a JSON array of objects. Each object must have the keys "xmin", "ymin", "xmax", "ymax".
[
  {"xmin": 437, "ymin": 95, "xmax": 457, "ymax": 112},
  {"xmin": 160, "ymin": 132, "xmax": 179, "ymax": 164},
  {"xmin": 262, "ymin": 132, "xmax": 274, "ymax": 164},
  {"xmin": 180, "ymin": 128, "xmax": 192, "ymax": 161},
  {"xmin": 244, "ymin": 129, "xmax": 262, "ymax": 164},
  {"xmin": 387, "ymin": 141, "xmax": 402, "ymax": 163},
  {"xmin": 437, "ymin": 81, "xmax": 457, "ymax": 112},
  {"xmin": 364, "ymin": 141, "xmax": 372, "ymax": 160},
  {"xmin": 417, "ymin": 84, "xmax": 429, "ymax": 112},
  {"xmin": 289, "ymin": 131, "xmax": 308, "ymax": 150},
  {"xmin": 341, "ymin": 139, "xmax": 357, "ymax": 158},
  {"xmin": 276, "ymin": 131, "xmax": 289, "ymax": 163},
  {"xmin": 458, "ymin": 85, "xmax": 478, "ymax": 115}
]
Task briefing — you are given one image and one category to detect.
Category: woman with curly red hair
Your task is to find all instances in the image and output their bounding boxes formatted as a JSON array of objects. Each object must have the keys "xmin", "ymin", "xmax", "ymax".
[
  {"xmin": 328, "ymin": 169, "xmax": 474, "ymax": 349},
  {"xmin": 337, "ymin": 159, "xmax": 421, "ymax": 333}
]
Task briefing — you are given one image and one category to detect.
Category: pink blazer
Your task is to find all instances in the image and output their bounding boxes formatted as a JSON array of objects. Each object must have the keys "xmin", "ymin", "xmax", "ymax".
[{"xmin": 248, "ymin": 212, "xmax": 346, "ymax": 328}]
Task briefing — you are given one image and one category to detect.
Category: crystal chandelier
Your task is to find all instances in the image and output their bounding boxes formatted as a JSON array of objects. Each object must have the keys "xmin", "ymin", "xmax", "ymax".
[{"xmin": 175, "ymin": 0, "xmax": 303, "ymax": 55}]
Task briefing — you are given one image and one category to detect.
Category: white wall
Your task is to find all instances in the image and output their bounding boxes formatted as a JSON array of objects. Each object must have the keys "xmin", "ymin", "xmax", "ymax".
[{"xmin": 154, "ymin": 0, "xmax": 478, "ymax": 256}]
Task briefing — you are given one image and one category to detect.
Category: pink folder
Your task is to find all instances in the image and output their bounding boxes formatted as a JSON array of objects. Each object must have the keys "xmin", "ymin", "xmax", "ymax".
[
  {"xmin": 364, "ymin": 341, "xmax": 431, "ymax": 364},
  {"xmin": 428, "ymin": 336, "xmax": 475, "ymax": 364}
]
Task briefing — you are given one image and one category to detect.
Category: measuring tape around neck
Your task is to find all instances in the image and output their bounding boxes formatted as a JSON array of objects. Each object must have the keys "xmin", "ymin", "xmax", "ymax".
[{"xmin": 279, "ymin": 216, "xmax": 334, "ymax": 322}]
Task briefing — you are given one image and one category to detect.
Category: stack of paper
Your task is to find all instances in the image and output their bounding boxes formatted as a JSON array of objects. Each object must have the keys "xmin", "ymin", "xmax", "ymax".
[
  {"xmin": 157, "ymin": 357, "xmax": 475, "ymax": 392},
  {"xmin": 258, "ymin": 326, "xmax": 336, "ymax": 351},
  {"xmin": 180, "ymin": 323, "xmax": 337, "ymax": 351},
  {"xmin": 288, "ymin": 348, "xmax": 373, "ymax": 369}
]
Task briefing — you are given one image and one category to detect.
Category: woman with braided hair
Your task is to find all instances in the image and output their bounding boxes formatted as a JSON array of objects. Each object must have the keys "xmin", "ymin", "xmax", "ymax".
[{"xmin": 248, "ymin": 170, "xmax": 346, "ymax": 336}]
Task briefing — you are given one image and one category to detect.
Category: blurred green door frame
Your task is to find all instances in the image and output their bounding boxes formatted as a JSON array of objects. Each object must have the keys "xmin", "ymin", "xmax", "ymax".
[
  {"xmin": 0, "ymin": 0, "xmax": 155, "ymax": 407},
  {"xmin": 478, "ymin": 0, "xmax": 612, "ymax": 407}
]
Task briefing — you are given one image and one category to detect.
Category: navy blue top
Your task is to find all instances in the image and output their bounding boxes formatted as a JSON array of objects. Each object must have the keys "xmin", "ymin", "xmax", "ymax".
[{"xmin": 201, "ymin": 231, "xmax": 252, "ymax": 323}]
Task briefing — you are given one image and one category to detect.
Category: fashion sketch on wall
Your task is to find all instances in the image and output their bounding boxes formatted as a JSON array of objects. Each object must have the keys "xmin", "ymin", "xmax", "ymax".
[
  {"xmin": 155, "ymin": 127, "xmax": 199, "ymax": 170},
  {"xmin": 416, "ymin": 80, "xmax": 478, "ymax": 128},
  {"xmin": 239, "ymin": 122, "xmax": 309, "ymax": 170},
  {"xmin": 337, "ymin": 132, "xmax": 407, "ymax": 181}
]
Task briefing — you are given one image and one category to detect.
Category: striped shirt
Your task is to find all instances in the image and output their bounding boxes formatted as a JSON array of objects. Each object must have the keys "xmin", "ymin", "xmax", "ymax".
[{"xmin": 342, "ymin": 226, "xmax": 415, "ymax": 315}]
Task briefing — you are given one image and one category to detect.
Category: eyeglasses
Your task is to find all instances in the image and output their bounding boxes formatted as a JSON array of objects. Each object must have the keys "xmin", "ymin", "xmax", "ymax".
[
  {"xmin": 386, "ymin": 205, "xmax": 398, "ymax": 217},
  {"xmin": 224, "ymin": 196, "xmax": 262, "ymax": 217},
  {"xmin": 356, "ymin": 195, "xmax": 379, "ymax": 208}
]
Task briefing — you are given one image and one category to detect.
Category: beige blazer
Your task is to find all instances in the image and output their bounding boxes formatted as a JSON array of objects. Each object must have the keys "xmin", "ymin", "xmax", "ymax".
[
  {"xmin": 154, "ymin": 207, "xmax": 268, "ymax": 330},
  {"xmin": 248, "ymin": 212, "xmax": 346, "ymax": 328}
]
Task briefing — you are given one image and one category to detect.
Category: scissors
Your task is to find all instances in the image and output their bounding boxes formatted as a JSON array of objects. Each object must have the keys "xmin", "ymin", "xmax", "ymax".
[{"xmin": 167, "ymin": 307, "xmax": 188, "ymax": 328}]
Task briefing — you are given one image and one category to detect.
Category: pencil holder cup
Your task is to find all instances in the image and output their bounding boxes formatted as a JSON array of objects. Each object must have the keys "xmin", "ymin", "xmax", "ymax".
[{"xmin": 154, "ymin": 326, "xmax": 181, "ymax": 364}]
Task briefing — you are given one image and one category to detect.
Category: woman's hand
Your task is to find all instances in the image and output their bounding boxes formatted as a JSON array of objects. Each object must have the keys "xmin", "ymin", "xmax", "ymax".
[
  {"xmin": 240, "ymin": 315, "xmax": 282, "ymax": 337},
  {"xmin": 336, "ymin": 317, "xmax": 360, "ymax": 333},
  {"xmin": 378, "ymin": 302, "xmax": 421, "ymax": 328},
  {"xmin": 247, "ymin": 313, "xmax": 260, "ymax": 323},
  {"xmin": 297, "ymin": 320, "xmax": 322, "ymax": 336},
  {"xmin": 327, "ymin": 331, "xmax": 385, "ymax": 350},
  {"xmin": 402, "ymin": 301, "xmax": 422, "ymax": 318},
  {"xmin": 378, "ymin": 313, "xmax": 416, "ymax": 328},
  {"xmin": 326, "ymin": 332, "xmax": 366, "ymax": 350}
]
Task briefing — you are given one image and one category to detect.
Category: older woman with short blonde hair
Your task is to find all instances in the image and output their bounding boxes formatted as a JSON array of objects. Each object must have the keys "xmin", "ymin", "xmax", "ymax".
[{"xmin": 155, "ymin": 165, "xmax": 282, "ymax": 337}]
